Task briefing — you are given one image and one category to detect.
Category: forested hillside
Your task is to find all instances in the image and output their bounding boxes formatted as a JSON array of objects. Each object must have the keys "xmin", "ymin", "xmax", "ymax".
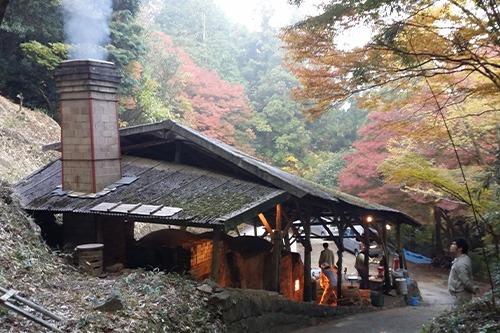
[
  {"xmin": 1, "ymin": 0, "xmax": 498, "ymax": 262},
  {"xmin": 0, "ymin": 0, "xmax": 366, "ymax": 187}
]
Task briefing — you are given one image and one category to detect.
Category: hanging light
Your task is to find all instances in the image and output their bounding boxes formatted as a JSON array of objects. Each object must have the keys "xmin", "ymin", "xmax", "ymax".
[
  {"xmin": 366, "ymin": 216, "xmax": 373, "ymax": 223},
  {"xmin": 386, "ymin": 224, "xmax": 392, "ymax": 231}
]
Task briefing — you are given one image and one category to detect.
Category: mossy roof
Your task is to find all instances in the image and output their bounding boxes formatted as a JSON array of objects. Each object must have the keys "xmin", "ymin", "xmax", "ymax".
[
  {"xmin": 14, "ymin": 156, "xmax": 287, "ymax": 228},
  {"xmin": 19, "ymin": 120, "xmax": 420, "ymax": 227}
]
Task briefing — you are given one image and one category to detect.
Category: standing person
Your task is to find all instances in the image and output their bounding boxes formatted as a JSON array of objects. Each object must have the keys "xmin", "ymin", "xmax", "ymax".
[
  {"xmin": 355, "ymin": 243, "xmax": 367, "ymax": 278},
  {"xmin": 319, "ymin": 242, "xmax": 335, "ymax": 268},
  {"xmin": 448, "ymin": 239, "xmax": 479, "ymax": 308},
  {"xmin": 319, "ymin": 263, "xmax": 337, "ymax": 306}
]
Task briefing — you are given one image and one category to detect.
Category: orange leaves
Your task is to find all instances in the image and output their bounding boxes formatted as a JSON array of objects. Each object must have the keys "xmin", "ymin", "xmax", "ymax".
[{"xmin": 281, "ymin": 1, "xmax": 499, "ymax": 118}]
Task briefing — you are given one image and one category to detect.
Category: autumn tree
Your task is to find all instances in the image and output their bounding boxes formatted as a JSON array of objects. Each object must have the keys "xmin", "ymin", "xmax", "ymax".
[
  {"xmin": 283, "ymin": 0, "xmax": 499, "ymax": 117},
  {"xmin": 286, "ymin": 1, "xmax": 499, "ymax": 292},
  {"xmin": 149, "ymin": 32, "xmax": 253, "ymax": 148}
]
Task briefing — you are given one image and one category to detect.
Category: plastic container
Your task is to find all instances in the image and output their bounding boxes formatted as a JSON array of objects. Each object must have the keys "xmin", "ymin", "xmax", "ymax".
[
  {"xmin": 395, "ymin": 278, "xmax": 408, "ymax": 295},
  {"xmin": 408, "ymin": 296, "xmax": 420, "ymax": 306},
  {"xmin": 371, "ymin": 291, "xmax": 384, "ymax": 307}
]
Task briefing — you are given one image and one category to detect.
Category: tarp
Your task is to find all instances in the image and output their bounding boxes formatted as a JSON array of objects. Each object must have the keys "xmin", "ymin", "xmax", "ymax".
[{"xmin": 403, "ymin": 248, "xmax": 432, "ymax": 264}]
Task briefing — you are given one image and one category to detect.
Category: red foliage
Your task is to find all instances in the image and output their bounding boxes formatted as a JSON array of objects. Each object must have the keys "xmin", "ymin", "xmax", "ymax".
[
  {"xmin": 153, "ymin": 32, "xmax": 252, "ymax": 146},
  {"xmin": 338, "ymin": 111, "xmax": 431, "ymax": 220}
]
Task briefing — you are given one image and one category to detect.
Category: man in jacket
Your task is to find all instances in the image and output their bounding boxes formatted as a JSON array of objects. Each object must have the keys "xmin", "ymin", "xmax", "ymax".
[
  {"xmin": 318, "ymin": 242, "xmax": 335, "ymax": 268},
  {"xmin": 448, "ymin": 238, "xmax": 478, "ymax": 308}
]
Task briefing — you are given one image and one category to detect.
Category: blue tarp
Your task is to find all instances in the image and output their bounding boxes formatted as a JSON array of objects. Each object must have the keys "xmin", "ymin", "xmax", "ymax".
[{"xmin": 403, "ymin": 248, "xmax": 432, "ymax": 264}]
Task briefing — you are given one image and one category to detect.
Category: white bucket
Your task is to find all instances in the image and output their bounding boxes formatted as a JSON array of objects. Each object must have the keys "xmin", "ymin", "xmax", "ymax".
[{"xmin": 395, "ymin": 278, "xmax": 408, "ymax": 295}]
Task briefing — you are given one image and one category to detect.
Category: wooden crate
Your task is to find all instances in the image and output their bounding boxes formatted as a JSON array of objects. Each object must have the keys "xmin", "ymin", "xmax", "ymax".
[{"xmin": 76, "ymin": 243, "xmax": 103, "ymax": 276}]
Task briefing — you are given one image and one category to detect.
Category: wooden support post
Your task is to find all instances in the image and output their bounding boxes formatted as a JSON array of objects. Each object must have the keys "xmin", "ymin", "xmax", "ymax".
[
  {"xmin": 336, "ymin": 223, "xmax": 345, "ymax": 298},
  {"xmin": 272, "ymin": 230, "xmax": 282, "ymax": 292},
  {"xmin": 433, "ymin": 206, "xmax": 443, "ymax": 255},
  {"xmin": 254, "ymin": 220, "xmax": 258, "ymax": 236},
  {"xmin": 396, "ymin": 223, "xmax": 404, "ymax": 269},
  {"xmin": 211, "ymin": 228, "xmax": 222, "ymax": 282},
  {"xmin": 270, "ymin": 204, "xmax": 283, "ymax": 292},
  {"xmin": 281, "ymin": 209, "xmax": 294, "ymax": 251},
  {"xmin": 284, "ymin": 232, "xmax": 291, "ymax": 251},
  {"xmin": 303, "ymin": 215, "xmax": 312, "ymax": 302},
  {"xmin": 362, "ymin": 220, "xmax": 370, "ymax": 289},
  {"xmin": 276, "ymin": 204, "xmax": 282, "ymax": 231},
  {"xmin": 382, "ymin": 223, "xmax": 391, "ymax": 292}
]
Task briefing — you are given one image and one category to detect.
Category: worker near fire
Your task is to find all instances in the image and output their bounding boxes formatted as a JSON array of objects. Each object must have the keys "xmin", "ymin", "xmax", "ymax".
[
  {"xmin": 448, "ymin": 238, "xmax": 479, "ymax": 308},
  {"xmin": 318, "ymin": 242, "xmax": 335, "ymax": 268},
  {"xmin": 319, "ymin": 263, "xmax": 337, "ymax": 306},
  {"xmin": 355, "ymin": 242, "xmax": 367, "ymax": 278}
]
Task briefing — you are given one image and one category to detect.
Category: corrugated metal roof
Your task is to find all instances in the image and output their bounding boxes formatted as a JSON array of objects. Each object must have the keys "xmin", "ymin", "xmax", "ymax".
[{"xmin": 14, "ymin": 156, "xmax": 287, "ymax": 227}]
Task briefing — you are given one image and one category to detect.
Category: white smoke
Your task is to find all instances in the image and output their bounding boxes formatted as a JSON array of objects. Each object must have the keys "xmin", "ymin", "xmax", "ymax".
[{"xmin": 62, "ymin": 0, "xmax": 113, "ymax": 60}]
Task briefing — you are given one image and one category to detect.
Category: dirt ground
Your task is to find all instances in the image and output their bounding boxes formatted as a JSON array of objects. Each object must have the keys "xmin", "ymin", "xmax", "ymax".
[{"xmin": 292, "ymin": 248, "xmax": 491, "ymax": 333}]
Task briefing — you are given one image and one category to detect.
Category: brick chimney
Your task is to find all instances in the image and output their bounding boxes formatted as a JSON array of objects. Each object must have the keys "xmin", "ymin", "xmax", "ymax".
[{"xmin": 55, "ymin": 60, "xmax": 121, "ymax": 193}]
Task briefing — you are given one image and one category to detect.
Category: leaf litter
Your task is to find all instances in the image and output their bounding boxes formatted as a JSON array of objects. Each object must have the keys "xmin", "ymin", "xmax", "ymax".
[{"xmin": 0, "ymin": 182, "xmax": 224, "ymax": 332}]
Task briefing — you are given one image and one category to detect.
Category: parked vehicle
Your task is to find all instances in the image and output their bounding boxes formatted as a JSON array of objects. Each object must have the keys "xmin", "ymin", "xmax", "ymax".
[
  {"xmin": 343, "ymin": 225, "xmax": 397, "ymax": 259},
  {"xmin": 342, "ymin": 226, "xmax": 376, "ymax": 256}
]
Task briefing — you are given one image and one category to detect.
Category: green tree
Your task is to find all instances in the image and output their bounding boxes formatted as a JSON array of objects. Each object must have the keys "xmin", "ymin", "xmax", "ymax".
[{"xmin": 0, "ymin": 0, "xmax": 64, "ymax": 115}]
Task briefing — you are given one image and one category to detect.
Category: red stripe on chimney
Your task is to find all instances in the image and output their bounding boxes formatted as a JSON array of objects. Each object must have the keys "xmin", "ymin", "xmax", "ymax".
[
  {"xmin": 60, "ymin": 100, "xmax": 65, "ymax": 189},
  {"xmin": 115, "ymin": 100, "xmax": 122, "ymax": 176},
  {"xmin": 88, "ymin": 94, "xmax": 97, "ymax": 193}
]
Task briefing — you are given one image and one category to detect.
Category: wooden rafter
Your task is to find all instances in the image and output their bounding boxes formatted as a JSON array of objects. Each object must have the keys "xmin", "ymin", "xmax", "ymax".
[{"xmin": 258, "ymin": 213, "xmax": 273, "ymax": 234}]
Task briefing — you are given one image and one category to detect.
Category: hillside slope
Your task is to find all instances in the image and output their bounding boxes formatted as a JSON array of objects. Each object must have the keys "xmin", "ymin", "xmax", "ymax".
[
  {"xmin": 0, "ymin": 96, "xmax": 60, "ymax": 183},
  {"xmin": 0, "ymin": 97, "xmax": 223, "ymax": 332},
  {"xmin": 0, "ymin": 183, "xmax": 223, "ymax": 332}
]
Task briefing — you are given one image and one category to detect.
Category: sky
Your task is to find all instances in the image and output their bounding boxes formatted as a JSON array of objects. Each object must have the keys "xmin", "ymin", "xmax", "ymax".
[
  {"xmin": 213, "ymin": 0, "xmax": 372, "ymax": 49},
  {"xmin": 213, "ymin": 0, "xmax": 323, "ymax": 31}
]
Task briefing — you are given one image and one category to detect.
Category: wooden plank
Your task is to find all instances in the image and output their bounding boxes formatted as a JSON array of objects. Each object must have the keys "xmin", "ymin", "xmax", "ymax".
[
  {"xmin": 275, "ymin": 204, "xmax": 282, "ymax": 231},
  {"xmin": 0, "ymin": 287, "xmax": 62, "ymax": 322},
  {"xmin": 381, "ymin": 223, "xmax": 391, "ymax": 292},
  {"xmin": 0, "ymin": 289, "xmax": 16, "ymax": 302},
  {"xmin": 284, "ymin": 232, "xmax": 291, "ymax": 251},
  {"xmin": 121, "ymin": 140, "xmax": 170, "ymax": 153},
  {"xmin": 362, "ymin": 221, "xmax": 370, "ymax": 289},
  {"xmin": 2, "ymin": 301, "xmax": 62, "ymax": 333},
  {"xmin": 271, "ymin": 231, "xmax": 282, "ymax": 292},
  {"xmin": 258, "ymin": 213, "xmax": 273, "ymax": 234},
  {"xmin": 336, "ymin": 223, "xmax": 346, "ymax": 299},
  {"xmin": 120, "ymin": 120, "xmax": 172, "ymax": 137},
  {"xmin": 303, "ymin": 213, "xmax": 312, "ymax": 302}
]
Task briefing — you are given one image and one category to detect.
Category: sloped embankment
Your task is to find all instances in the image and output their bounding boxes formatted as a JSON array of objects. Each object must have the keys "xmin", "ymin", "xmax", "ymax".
[
  {"xmin": 0, "ymin": 96, "xmax": 60, "ymax": 183},
  {"xmin": 0, "ymin": 183, "xmax": 224, "ymax": 332}
]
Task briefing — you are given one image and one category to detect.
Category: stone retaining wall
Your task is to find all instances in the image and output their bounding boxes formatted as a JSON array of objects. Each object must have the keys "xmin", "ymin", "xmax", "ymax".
[{"xmin": 204, "ymin": 286, "xmax": 391, "ymax": 333}]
